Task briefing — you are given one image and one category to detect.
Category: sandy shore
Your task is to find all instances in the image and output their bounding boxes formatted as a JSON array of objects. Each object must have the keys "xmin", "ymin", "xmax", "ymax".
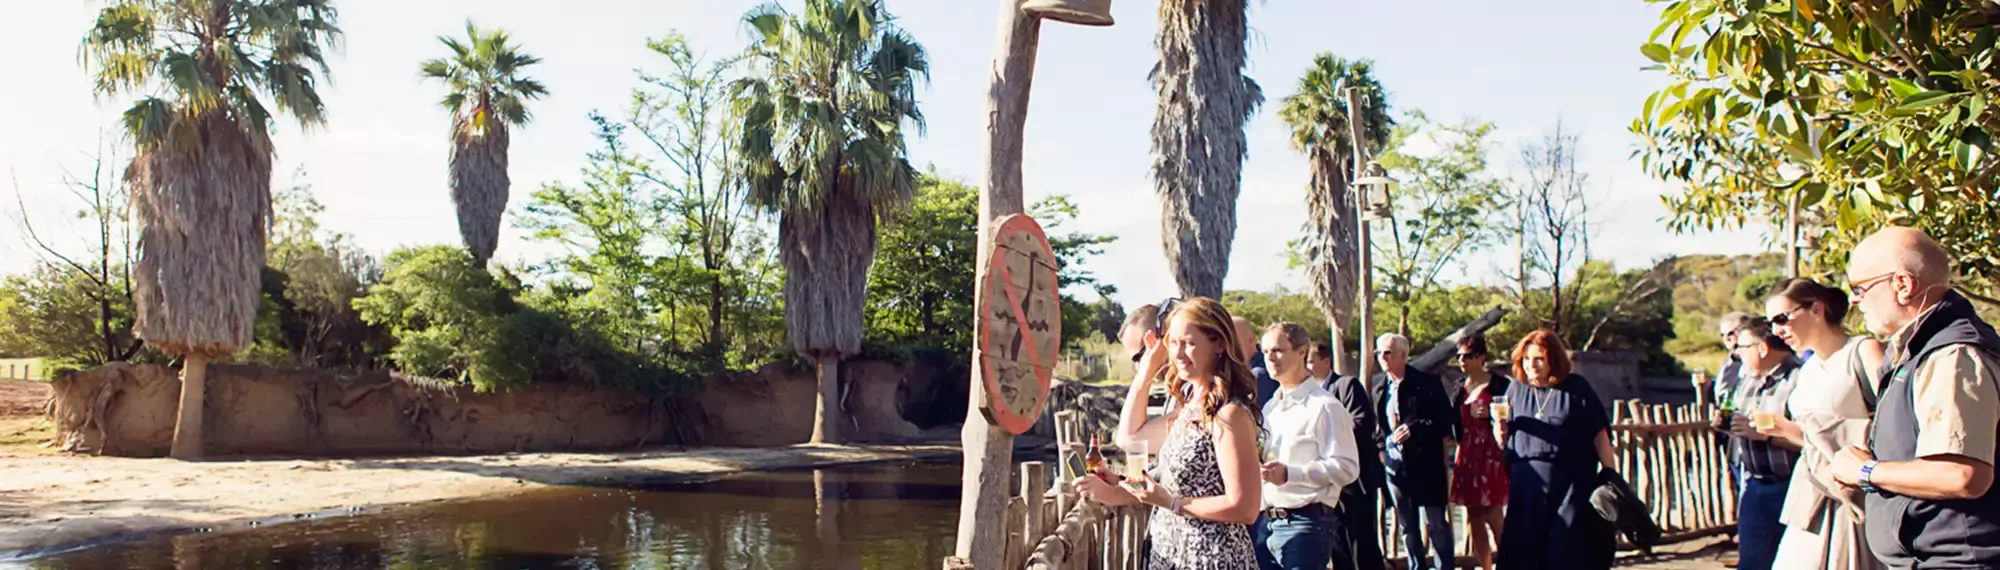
[{"xmin": 0, "ymin": 443, "xmax": 964, "ymax": 557}]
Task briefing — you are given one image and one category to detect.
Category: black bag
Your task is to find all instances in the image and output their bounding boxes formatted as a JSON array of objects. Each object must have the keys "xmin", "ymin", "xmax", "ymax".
[{"xmin": 1590, "ymin": 467, "xmax": 1663, "ymax": 552}]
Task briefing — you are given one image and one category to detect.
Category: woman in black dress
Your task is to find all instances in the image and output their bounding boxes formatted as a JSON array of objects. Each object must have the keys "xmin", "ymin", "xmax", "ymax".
[{"xmin": 1494, "ymin": 330, "xmax": 1616, "ymax": 570}]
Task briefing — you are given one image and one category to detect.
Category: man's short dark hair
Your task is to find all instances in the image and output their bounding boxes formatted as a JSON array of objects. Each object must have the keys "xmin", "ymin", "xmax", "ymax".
[
  {"xmin": 1311, "ymin": 341, "xmax": 1334, "ymax": 360},
  {"xmin": 1121, "ymin": 303, "xmax": 1161, "ymax": 339},
  {"xmin": 1735, "ymin": 319, "xmax": 1791, "ymax": 353}
]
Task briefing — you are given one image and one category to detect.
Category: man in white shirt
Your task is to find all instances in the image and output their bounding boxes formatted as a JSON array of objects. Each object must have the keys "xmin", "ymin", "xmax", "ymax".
[{"xmin": 1256, "ymin": 322, "xmax": 1361, "ymax": 570}]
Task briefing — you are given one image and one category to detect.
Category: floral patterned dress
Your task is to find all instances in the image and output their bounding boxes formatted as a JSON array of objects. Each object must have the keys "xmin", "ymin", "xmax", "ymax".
[
  {"xmin": 1450, "ymin": 382, "xmax": 1510, "ymax": 508},
  {"xmin": 1147, "ymin": 409, "xmax": 1257, "ymax": 569}
]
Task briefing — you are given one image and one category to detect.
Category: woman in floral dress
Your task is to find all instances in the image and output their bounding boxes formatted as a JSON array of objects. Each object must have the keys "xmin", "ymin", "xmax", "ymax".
[
  {"xmin": 1076, "ymin": 297, "xmax": 1263, "ymax": 569},
  {"xmin": 1450, "ymin": 334, "xmax": 1509, "ymax": 570}
]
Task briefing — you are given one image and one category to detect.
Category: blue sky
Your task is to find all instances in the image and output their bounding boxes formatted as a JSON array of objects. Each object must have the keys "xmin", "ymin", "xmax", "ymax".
[{"xmin": 0, "ymin": 0, "xmax": 1770, "ymax": 308}]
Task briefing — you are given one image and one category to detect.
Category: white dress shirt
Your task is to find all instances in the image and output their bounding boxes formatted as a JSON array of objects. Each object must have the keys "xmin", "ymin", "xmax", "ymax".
[{"xmin": 1260, "ymin": 379, "xmax": 1360, "ymax": 509}]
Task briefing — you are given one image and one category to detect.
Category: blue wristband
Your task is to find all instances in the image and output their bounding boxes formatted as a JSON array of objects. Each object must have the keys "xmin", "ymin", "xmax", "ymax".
[{"xmin": 1859, "ymin": 460, "xmax": 1880, "ymax": 493}]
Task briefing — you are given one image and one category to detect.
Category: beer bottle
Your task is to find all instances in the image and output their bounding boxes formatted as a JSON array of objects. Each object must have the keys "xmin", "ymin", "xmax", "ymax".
[{"xmin": 1086, "ymin": 436, "xmax": 1114, "ymax": 483}]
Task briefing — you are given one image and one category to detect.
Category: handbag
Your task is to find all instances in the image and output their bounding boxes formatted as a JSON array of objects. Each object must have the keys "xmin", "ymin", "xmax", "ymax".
[{"xmin": 1590, "ymin": 467, "xmax": 1663, "ymax": 552}]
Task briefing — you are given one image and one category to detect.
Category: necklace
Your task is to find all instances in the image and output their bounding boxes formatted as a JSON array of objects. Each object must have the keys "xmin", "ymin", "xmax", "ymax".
[{"xmin": 1531, "ymin": 383, "xmax": 1556, "ymax": 420}]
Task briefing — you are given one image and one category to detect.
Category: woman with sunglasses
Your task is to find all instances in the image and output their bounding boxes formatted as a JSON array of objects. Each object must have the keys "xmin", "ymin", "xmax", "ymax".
[
  {"xmin": 1758, "ymin": 278, "xmax": 1885, "ymax": 570},
  {"xmin": 1450, "ymin": 334, "xmax": 1509, "ymax": 570}
]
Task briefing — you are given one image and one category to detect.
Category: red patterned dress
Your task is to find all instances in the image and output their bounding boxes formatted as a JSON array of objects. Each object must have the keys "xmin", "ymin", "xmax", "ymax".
[{"xmin": 1451, "ymin": 382, "xmax": 1510, "ymax": 508}]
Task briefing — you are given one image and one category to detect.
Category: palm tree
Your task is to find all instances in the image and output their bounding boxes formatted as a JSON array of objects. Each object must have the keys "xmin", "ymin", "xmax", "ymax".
[
  {"xmin": 1152, "ymin": 0, "xmax": 1263, "ymax": 299},
  {"xmin": 421, "ymin": 22, "xmax": 546, "ymax": 268},
  {"xmin": 1277, "ymin": 55, "xmax": 1392, "ymax": 374},
  {"xmin": 732, "ymin": 0, "xmax": 927, "ymax": 444},
  {"xmin": 82, "ymin": 0, "xmax": 341, "ymax": 459}
]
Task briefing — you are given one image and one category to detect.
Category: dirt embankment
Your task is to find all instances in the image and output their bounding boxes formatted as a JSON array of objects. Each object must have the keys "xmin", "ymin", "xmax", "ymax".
[
  {"xmin": 0, "ymin": 378, "xmax": 49, "ymax": 419},
  {"xmin": 44, "ymin": 355, "xmax": 967, "ymax": 458}
]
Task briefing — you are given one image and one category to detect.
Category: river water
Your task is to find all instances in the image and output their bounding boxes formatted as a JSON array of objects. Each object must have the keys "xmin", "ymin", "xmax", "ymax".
[{"xmin": 21, "ymin": 459, "xmax": 974, "ymax": 570}]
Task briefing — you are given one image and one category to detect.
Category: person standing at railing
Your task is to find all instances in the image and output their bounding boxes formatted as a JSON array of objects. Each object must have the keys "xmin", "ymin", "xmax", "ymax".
[
  {"xmin": 1493, "ymin": 330, "xmax": 1617, "ymax": 570},
  {"xmin": 1753, "ymin": 279, "xmax": 1885, "ymax": 570},
  {"xmin": 1828, "ymin": 227, "xmax": 2000, "ymax": 569},
  {"xmin": 1450, "ymin": 334, "xmax": 1510, "ymax": 570},
  {"xmin": 1251, "ymin": 322, "xmax": 1359, "ymax": 570},
  {"xmin": 1314, "ymin": 342, "xmax": 1387, "ymax": 570},
  {"xmin": 1721, "ymin": 321, "xmax": 1804, "ymax": 570},
  {"xmin": 1082, "ymin": 296, "xmax": 1263, "ymax": 569},
  {"xmin": 1373, "ymin": 333, "xmax": 1458, "ymax": 570}
]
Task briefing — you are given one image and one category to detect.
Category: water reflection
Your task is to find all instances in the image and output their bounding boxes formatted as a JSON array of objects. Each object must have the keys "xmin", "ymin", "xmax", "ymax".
[{"xmin": 26, "ymin": 460, "xmax": 964, "ymax": 570}]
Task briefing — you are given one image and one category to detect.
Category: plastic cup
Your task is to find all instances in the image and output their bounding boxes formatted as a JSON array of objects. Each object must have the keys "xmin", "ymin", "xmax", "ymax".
[
  {"xmin": 1490, "ymin": 402, "xmax": 1512, "ymax": 421},
  {"xmin": 1754, "ymin": 412, "xmax": 1777, "ymax": 431}
]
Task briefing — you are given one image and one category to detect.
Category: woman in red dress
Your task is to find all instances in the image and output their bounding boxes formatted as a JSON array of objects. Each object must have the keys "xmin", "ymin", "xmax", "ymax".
[{"xmin": 1450, "ymin": 334, "xmax": 1509, "ymax": 570}]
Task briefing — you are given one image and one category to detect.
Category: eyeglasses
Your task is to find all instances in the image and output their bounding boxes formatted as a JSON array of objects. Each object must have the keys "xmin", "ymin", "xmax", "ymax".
[
  {"xmin": 1848, "ymin": 271, "xmax": 1901, "ymax": 300},
  {"xmin": 1452, "ymin": 352, "xmax": 1484, "ymax": 364},
  {"xmin": 1767, "ymin": 306, "xmax": 1806, "ymax": 327}
]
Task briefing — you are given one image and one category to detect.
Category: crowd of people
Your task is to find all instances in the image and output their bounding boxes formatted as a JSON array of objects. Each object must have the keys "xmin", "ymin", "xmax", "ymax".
[{"xmin": 1067, "ymin": 226, "xmax": 2000, "ymax": 570}]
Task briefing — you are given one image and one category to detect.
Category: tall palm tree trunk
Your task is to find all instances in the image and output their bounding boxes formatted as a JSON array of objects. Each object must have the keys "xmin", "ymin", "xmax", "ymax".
[
  {"xmin": 811, "ymin": 356, "xmax": 841, "ymax": 444},
  {"xmin": 1152, "ymin": 0, "xmax": 1260, "ymax": 299},
  {"xmin": 1306, "ymin": 150, "xmax": 1358, "ymax": 374},
  {"xmin": 130, "ymin": 111, "xmax": 272, "ymax": 460},
  {"xmin": 450, "ymin": 122, "xmax": 511, "ymax": 267},
  {"xmin": 169, "ymin": 356, "xmax": 208, "ymax": 459}
]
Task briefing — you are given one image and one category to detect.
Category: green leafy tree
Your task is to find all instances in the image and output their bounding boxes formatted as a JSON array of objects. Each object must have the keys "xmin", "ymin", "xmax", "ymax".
[
  {"xmin": 1636, "ymin": 0, "xmax": 2000, "ymax": 289},
  {"xmin": 0, "ymin": 268, "xmax": 131, "ymax": 372},
  {"xmin": 421, "ymin": 22, "xmax": 547, "ymax": 268},
  {"xmin": 352, "ymin": 246, "xmax": 528, "ymax": 390},
  {"xmin": 630, "ymin": 33, "xmax": 755, "ymax": 356},
  {"xmin": 864, "ymin": 174, "xmax": 1116, "ymax": 358},
  {"xmin": 1373, "ymin": 114, "xmax": 1506, "ymax": 335},
  {"xmin": 1278, "ymin": 54, "xmax": 1393, "ymax": 373},
  {"xmin": 11, "ymin": 146, "xmax": 141, "ymax": 366},
  {"xmin": 253, "ymin": 170, "xmax": 385, "ymax": 370},
  {"xmin": 1223, "ymin": 287, "xmax": 1330, "ymax": 343},
  {"xmin": 732, "ymin": 0, "xmax": 929, "ymax": 444},
  {"xmin": 518, "ymin": 115, "xmax": 663, "ymax": 355},
  {"xmin": 83, "ymin": 0, "xmax": 342, "ymax": 459},
  {"xmin": 865, "ymin": 174, "xmax": 976, "ymax": 352}
]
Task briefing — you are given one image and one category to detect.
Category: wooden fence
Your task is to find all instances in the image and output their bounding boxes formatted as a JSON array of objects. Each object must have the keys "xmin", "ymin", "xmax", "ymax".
[{"xmin": 971, "ymin": 400, "xmax": 1738, "ymax": 569}]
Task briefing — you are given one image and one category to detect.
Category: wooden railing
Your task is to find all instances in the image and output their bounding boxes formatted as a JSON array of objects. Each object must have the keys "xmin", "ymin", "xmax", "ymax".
[{"xmin": 981, "ymin": 400, "xmax": 1736, "ymax": 569}]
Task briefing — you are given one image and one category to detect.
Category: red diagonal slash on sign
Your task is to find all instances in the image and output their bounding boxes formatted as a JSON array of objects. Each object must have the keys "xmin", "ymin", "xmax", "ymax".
[{"xmin": 975, "ymin": 214, "xmax": 1059, "ymax": 435}]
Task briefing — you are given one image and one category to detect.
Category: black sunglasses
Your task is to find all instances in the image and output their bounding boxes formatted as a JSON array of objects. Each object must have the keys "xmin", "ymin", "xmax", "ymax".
[{"xmin": 1768, "ymin": 306, "xmax": 1807, "ymax": 326}]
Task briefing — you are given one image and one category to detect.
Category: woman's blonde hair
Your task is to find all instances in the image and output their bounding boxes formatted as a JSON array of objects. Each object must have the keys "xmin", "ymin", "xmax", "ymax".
[{"xmin": 1155, "ymin": 297, "xmax": 1260, "ymax": 427}]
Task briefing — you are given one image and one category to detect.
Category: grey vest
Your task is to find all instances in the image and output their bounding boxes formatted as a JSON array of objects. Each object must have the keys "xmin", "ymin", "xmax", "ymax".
[{"xmin": 1865, "ymin": 292, "xmax": 2000, "ymax": 568}]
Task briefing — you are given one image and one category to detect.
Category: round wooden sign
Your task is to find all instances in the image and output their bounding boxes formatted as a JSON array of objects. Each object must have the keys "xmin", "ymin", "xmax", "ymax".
[{"xmin": 975, "ymin": 214, "xmax": 1062, "ymax": 435}]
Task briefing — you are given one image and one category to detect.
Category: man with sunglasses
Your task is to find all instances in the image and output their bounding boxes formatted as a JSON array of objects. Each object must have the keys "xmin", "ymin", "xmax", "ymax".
[
  {"xmin": 1721, "ymin": 321, "xmax": 1802, "ymax": 570},
  {"xmin": 1828, "ymin": 227, "xmax": 2000, "ymax": 568}
]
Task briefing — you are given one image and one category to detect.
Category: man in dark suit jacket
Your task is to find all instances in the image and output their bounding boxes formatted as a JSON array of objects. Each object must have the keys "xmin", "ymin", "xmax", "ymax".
[
  {"xmin": 1370, "ymin": 334, "xmax": 1458, "ymax": 570},
  {"xmin": 1316, "ymin": 343, "xmax": 1385, "ymax": 570}
]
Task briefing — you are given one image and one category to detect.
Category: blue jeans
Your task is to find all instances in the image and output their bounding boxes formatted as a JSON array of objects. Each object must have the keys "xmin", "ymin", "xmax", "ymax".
[
  {"xmin": 1387, "ymin": 480, "xmax": 1453, "ymax": 570},
  {"xmin": 1255, "ymin": 508, "xmax": 1346, "ymax": 570},
  {"xmin": 1737, "ymin": 477, "xmax": 1788, "ymax": 570}
]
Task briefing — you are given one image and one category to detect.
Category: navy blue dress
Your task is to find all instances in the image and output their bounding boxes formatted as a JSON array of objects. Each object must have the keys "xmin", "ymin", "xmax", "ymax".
[{"xmin": 1495, "ymin": 374, "xmax": 1615, "ymax": 570}]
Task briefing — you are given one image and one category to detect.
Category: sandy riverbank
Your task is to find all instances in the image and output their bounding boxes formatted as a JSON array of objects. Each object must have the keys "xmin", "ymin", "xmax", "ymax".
[{"xmin": 0, "ymin": 442, "xmax": 968, "ymax": 558}]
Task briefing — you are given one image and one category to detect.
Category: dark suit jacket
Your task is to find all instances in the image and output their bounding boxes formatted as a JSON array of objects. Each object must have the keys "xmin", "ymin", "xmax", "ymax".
[
  {"xmin": 1325, "ymin": 374, "xmax": 1384, "ymax": 495},
  {"xmin": 1251, "ymin": 352, "xmax": 1277, "ymax": 410},
  {"xmin": 1372, "ymin": 368, "xmax": 1459, "ymax": 504}
]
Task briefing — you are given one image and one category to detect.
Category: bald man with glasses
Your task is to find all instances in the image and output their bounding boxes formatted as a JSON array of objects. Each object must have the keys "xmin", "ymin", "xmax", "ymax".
[{"xmin": 1828, "ymin": 226, "xmax": 2000, "ymax": 568}]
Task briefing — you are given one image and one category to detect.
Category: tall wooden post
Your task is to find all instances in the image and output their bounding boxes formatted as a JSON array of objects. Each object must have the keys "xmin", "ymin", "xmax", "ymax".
[
  {"xmin": 955, "ymin": 1, "xmax": 1041, "ymax": 568},
  {"xmin": 1348, "ymin": 87, "xmax": 1377, "ymax": 386}
]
